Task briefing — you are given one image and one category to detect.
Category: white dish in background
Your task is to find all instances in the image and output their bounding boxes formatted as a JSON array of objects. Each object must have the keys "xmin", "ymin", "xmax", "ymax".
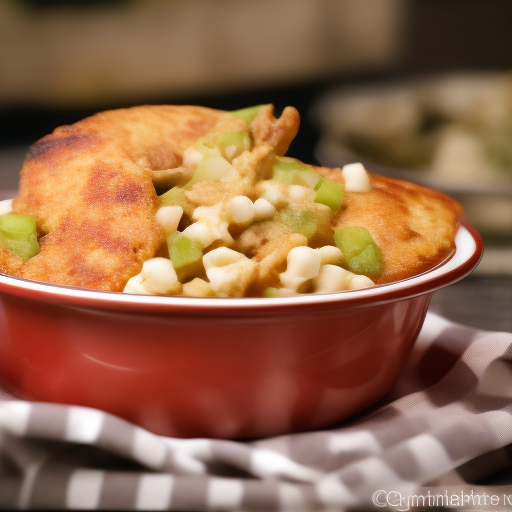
[{"xmin": 312, "ymin": 73, "xmax": 512, "ymax": 240}]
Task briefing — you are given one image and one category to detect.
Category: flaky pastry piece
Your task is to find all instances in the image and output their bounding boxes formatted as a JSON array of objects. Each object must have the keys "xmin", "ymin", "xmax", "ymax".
[{"xmin": 11, "ymin": 106, "xmax": 222, "ymax": 290}]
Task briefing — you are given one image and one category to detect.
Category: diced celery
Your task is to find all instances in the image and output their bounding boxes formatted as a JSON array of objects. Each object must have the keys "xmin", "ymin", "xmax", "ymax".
[
  {"xmin": 347, "ymin": 243, "xmax": 383, "ymax": 276},
  {"xmin": 216, "ymin": 130, "xmax": 251, "ymax": 161},
  {"xmin": 193, "ymin": 140, "xmax": 221, "ymax": 161},
  {"xmin": 0, "ymin": 214, "xmax": 37, "ymax": 240},
  {"xmin": 0, "ymin": 235, "xmax": 39, "ymax": 261},
  {"xmin": 159, "ymin": 187, "xmax": 188, "ymax": 209},
  {"xmin": 0, "ymin": 213, "xmax": 40, "ymax": 261},
  {"xmin": 276, "ymin": 208, "xmax": 317, "ymax": 240},
  {"xmin": 272, "ymin": 157, "xmax": 306, "ymax": 174},
  {"xmin": 297, "ymin": 168, "xmax": 322, "ymax": 189},
  {"xmin": 272, "ymin": 157, "xmax": 321, "ymax": 188},
  {"xmin": 272, "ymin": 166, "xmax": 294, "ymax": 186},
  {"xmin": 167, "ymin": 233, "xmax": 204, "ymax": 270},
  {"xmin": 334, "ymin": 226, "xmax": 383, "ymax": 277},
  {"xmin": 186, "ymin": 156, "xmax": 235, "ymax": 188},
  {"xmin": 334, "ymin": 226, "xmax": 373, "ymax": 259},
  {"xmin": 229, "ymin": 105, "xmax": 265, "ymax": 124},
  {"xmin": 314, "ymin": 177, "xmax": 344, "ymax": 212},
  {"xmin": 263, "ymin": 287, "xmax": 280, "ymax": 298}
]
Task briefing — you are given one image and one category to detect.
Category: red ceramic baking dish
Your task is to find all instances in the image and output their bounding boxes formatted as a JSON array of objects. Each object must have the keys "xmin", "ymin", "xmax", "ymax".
[{"xmin": 0, "ymin": 221, "xmax": 482, "ymax": 439}]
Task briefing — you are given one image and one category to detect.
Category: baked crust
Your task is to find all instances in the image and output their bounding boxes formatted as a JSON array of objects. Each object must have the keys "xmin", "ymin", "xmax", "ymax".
[
  {"xmin": 317, "ymin": 167, "xmax": 463, "ymax": 284},
  {"xmin": 0, "ymin": 247, "xmax": 24, "ymax": 275},
  {"xmin": 12, "ymin": 105, "xmax": 223, "ymax": 290}
]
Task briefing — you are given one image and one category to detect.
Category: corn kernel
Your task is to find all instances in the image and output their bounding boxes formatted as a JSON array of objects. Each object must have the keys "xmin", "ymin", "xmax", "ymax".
[
  {"xmin": 140, "ymin": 257, "xmax": 181, "ymax": 295},
  {"xmin": 226, "ymin": 196, "xmax": 255, "ymax": 225},
  {"xmin": 280, "ymin": 246, "xmax": 321, "ymax": 291},
  {"xmin": 155, "ymin": 206, "xmax": 183, "ymax": 236},
  {"xmin": 341, "ymin": 163, "xmax": 371, "ymax": 192},
  {"xmin": 253, "ymin": 198, "xmax": 276, "ymax": 220},
  {"xmin": 349, "ymin": 274, "xmax": 375, "ymax": 290},
  {"xmin": 182, "ymin": 277, "xmax": 215, "ymax": 297},
  {"xmin": 123, "ymin": 273, "xmax": 151, "ymax": 295},
  {"xmin": 182, "ymin": 222, "xmax": 215, "ymax": 248},
  {"xmin": 257, "ymin": 180, "xmax": 287, "ymax": 207}
]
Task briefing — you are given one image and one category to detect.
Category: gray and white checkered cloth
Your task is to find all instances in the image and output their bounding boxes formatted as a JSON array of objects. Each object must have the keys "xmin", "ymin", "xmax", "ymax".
[{"xmin": 1, "ymin": 312, "xmax": 512, "ymax": 511}]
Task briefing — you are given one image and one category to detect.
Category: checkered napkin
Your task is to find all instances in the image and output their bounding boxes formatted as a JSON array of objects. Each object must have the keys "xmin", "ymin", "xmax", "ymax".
[{"xmin": 1, "ymin": 312, "xmax": 512, "ymax": 511}]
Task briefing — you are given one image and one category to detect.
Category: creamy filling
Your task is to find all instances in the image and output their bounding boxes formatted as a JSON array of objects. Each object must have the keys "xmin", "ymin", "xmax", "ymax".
[{"xmin": 126, "ymin": 108, "xmax": 380, "ymax": 298}]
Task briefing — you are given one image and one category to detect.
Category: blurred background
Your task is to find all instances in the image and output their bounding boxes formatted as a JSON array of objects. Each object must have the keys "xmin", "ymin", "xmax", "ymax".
[{"xmin": 1, "ymin": 0, "xmax": 512, "ymax": 330}]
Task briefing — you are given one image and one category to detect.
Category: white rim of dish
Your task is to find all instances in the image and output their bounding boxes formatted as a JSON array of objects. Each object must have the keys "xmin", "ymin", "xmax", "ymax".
[{"xmin": 0, "ymin": 200, "xmax": 481, "ymax": 309}]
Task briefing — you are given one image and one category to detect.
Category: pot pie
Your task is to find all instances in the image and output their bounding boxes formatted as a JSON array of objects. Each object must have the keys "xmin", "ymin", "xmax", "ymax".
[{"xmin": 0, "ymin": 104, "xmax": 463, "ymax": 297}]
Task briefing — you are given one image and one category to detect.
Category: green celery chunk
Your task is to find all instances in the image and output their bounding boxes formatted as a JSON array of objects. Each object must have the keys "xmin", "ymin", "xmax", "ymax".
[
  {"xmin": 0, "ymin": 236, "xmax": 39, "ymax": 261},
  {"xmin": 314, "ymin": 177, "xmax": 344, "ymax": 212},
  {"xmin": 193, "ymin": 140, "xmax": 221, "ymax": 161},
  {"xmin": 186, "ymin": 156, "xmax": 234, "ymax": 188},
  {"xmin": 167, "ymin": 233, "xmax": 203, "ymax": 270},
  {"xmin": 272, "ymin": 157, "xmax": 321, "ymax": 188},
  {"xmin": 0, "ymin": 213, "xmax": 37, "ymax": 240},
  {"xmin": 216, "ymin": 130, "xmax": 251, "ymax": 161},
  {"xmin": 334, "ymin": 226, "xmax": 374, "ymax": 259},
  {"xmin": 229, "ymin": 105, "xmax": 265, "ymax": 124},
  {"xmin": 276, "ymin": 208, "xmax": 317, "ymax": 240},
  {"xmin": 334, "ymin": 226, "xmax": 383, "ymax": 277},
  {"xmin": 347, "ymin": 243, "xmax": 383, "ymax": 276},
  {"xmin": 272, "ymin": 157, "xmax": 311, "ymax": 173},
  {"xmin": 0, "ymin": 214, "xmax": 40, "ymax": 261},
  {"xmin": 272, "ymin": 167, "xmax": 294, "ymax": 186},
  {"xmin": 159, "ymin": 187, "xmax": 188, "ymax": 208},
  {"xmin": 263, "ymin": 287, "xmax": 280, "ymax": 298}
]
